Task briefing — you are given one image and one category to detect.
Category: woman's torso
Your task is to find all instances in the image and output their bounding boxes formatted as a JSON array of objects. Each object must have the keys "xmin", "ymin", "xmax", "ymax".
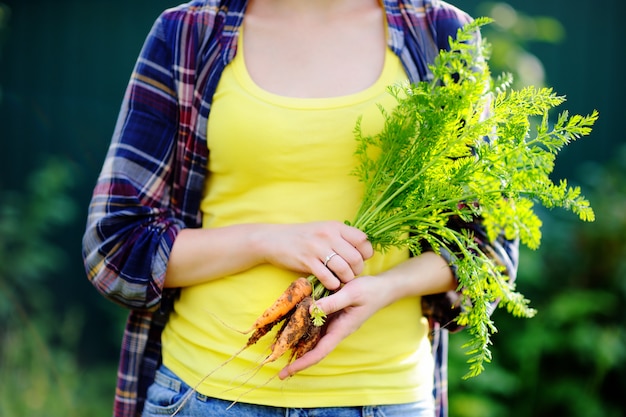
[{"xmin": 161, "ymin": 3, "xmax": 434, "ymax": 407}]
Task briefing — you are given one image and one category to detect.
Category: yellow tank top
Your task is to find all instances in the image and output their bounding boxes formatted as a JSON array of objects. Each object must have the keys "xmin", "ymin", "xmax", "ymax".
[{"xmin": 162, "ymin": 31, "xmax": 434, "ymax": 408}]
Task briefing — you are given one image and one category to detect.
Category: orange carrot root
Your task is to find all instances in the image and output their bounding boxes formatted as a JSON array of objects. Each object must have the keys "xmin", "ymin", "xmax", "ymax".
[
  {"xmin": 290, "ymin": 321, "xmax": 323, "ymax": 362},
  {"xmin": 263, "ymin": 296, "xmax": 314, "ymax": 365},
  {"xmin": 246, "ymin": 316, "xmax": 284, "ymax": 347},
  {"xmin": 245, "ymin": 277, "xmax": 312, "ymax": 334},
  {"xmin": 174, "ymin": 280, "xmax": 316, "ymax": 415}
]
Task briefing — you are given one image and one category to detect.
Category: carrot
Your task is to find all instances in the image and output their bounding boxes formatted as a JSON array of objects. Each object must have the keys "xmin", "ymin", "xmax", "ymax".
[
  {"xmin": 289, "ymin": 321, "xmax": 323, "ymax": 361},
  {"xmin": 244, "ymin": 277, "xmax": 312, "ymax": 334},
  {"xmin": 173, "ymin": 280, "xmax": 315, "ymax": 416},
  {"xmin": 246, "ymin": 316, "xmax": 284, "ymax": 347},
  {"xmin": 223, "ymin": 318, "xmax": 319, "ymax": 412},
  {"xmin": 263, "ymin": 296, "xmax": 314, "ymax": 365}
]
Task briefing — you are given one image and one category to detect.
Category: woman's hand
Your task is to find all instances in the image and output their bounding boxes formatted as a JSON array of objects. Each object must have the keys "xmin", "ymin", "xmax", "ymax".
[
  {"xmin": 278, "ymin": 274, "xmax": 389, "ymax": 379},
  {"xmin": 258, "ymin": 221, "xmax": 374, "ymax": 290}
]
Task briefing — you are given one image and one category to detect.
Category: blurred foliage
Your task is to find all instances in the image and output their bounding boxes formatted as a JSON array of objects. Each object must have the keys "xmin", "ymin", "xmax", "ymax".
[
  {"xmin": 0, "ymin": 160, "xmax": 115, "ymax": 417},
  {"xmin": 446, "ymin": 4, "xmax": 625, "ymax": 416},
  {"xmin": 448, "ymin": 148, "xmax": 626, "ymax": 416},
  {"xmin": 475, "ymin": 2, "xmax": 566, "ymax": 88}
]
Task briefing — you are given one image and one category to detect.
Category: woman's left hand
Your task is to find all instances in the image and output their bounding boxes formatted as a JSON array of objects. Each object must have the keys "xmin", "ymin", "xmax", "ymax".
[
  {"xmin": 277, "ymin": 251, "xmax": 455, "ymax": 379},
  {"xmin": 278, "ymin": 274, "xmax": 390, "ymax": 379}
]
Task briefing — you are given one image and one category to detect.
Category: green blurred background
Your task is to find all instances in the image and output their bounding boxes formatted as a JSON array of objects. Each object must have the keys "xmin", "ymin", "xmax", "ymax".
[{"xmin": 0, "ymin": 1, "xmax": 624, "ymax": 416}]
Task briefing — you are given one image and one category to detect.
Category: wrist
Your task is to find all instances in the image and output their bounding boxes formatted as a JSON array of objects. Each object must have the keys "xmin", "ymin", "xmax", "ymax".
[
  {"xmin": 378, "ymin": 252, "xmax": 455, "ymax": 301},
  {"xmin": 245, "ymin": 223, "xmax": 277, "ymax": 265}
]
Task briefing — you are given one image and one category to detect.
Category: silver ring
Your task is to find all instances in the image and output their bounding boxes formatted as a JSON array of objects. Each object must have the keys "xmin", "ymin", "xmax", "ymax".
[{"xmin": 324, "ymin": 251, "xmax": 338, "ymax": 267}]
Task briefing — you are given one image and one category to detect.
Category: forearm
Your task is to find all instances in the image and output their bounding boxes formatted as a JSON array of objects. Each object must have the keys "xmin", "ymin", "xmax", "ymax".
[
  {"xmin": 164, "ymin": 224, "xmax": 271, "ymax": 288},
  {"xmin": 377, "ymin": 251, "xmax": 456, "ymax": 305}
]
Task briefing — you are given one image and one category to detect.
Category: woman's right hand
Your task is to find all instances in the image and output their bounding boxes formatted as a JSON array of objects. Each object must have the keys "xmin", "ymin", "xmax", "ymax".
[{"xmin": 253, "ymin": 221, "xmax": 374, "ymax": 291}]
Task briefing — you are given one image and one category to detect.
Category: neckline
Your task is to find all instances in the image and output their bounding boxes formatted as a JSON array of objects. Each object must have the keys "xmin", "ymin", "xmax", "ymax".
[{"xmin": 232, "ymin": 27, "xmax": 397, "ymax": 108}]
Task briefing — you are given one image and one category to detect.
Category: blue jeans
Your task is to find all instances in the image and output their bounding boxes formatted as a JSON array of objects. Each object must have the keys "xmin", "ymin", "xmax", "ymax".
[{"xmin": 142, "ymin": 366, "xmax": 435, "ymax": 417}]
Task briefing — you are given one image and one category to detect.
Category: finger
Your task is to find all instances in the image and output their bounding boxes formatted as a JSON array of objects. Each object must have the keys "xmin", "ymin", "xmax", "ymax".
[
  {"xmin": 339, "ymin": 226, "xmax": 374, "ymax": 260},
  {"xmin": 314, "ymin": 246, "xmax": 359, "ymax": 288},
  {"xmin": 310, "ymin": 262, "xmax": 341, "ymax": 291},
  {"xmin": 333, "ymin": 241, "xmax": 364, "ymax": 276},
  {"xmin": 328, "ymin": 236, "xmax": 371, "ymax": 278},
  {"xmin": 310, "ymin": 289, "xmax": 352, "ymax": 317},
  {"xmin": 324, "ymin": 250, "xmax": 356, "ymax": 283}
]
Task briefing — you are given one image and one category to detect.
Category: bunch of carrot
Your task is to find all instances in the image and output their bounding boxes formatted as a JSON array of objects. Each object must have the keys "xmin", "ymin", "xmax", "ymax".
[
  {"xmin": 170, "ymin": 277, "xmax": 322, "ymax": 416},
  {"xmin": 240, "ymin": 276, "xmax": 324, "ymax": 365}
]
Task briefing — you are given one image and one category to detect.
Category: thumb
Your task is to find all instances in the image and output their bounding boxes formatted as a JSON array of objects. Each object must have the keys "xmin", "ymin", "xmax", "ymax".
[{"xmin": 311, "ymin": 290, "xmax": 349, "ymax": 317}]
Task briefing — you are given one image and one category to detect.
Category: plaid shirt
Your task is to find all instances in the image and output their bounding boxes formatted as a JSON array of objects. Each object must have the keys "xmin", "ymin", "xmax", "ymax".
[{"xmin": 82, "ymin": 1, "xmax": 518, "ymax": 416}]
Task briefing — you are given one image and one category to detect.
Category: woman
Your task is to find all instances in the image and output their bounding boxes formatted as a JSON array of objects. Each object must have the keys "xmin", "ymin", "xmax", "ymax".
[{"xmin": 82, "ymin": 1, "xmax": 517, "ymax": 416}]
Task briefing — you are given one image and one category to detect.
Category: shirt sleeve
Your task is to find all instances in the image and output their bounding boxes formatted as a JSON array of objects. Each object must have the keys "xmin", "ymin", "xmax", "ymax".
[{"xmin": 82, "ymin": 13, "xmax": 185, "ymax": 311}]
